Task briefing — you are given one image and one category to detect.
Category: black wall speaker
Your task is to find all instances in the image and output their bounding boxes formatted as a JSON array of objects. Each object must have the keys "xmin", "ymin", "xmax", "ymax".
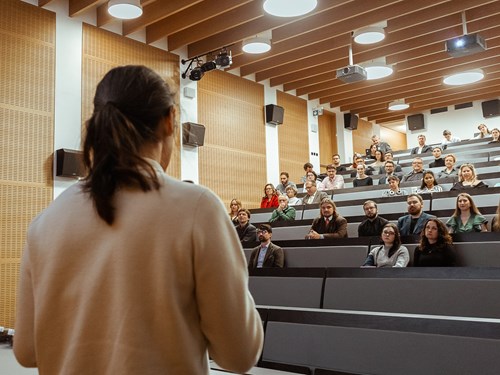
[
  {"xmin": 343, "ymin": 113, "xmax": 358, "ymax": 130},
  {"xmin": 265, "ymin": 104, "xmax": 284, "ymax": 125},
  {"xmin": 481, "ymin": 99, "xmax": 500, "ymax": 118},
  {"xmin": 56, "ymin": 148, "xmax": 84, "ymax": 178},
  {"xmin": 182, "ymin": 122, "xmax": 205, "ymax": 146},
  {"xmin": 407, "ymin": 114, "xmax": 425, "ymax": 131}
]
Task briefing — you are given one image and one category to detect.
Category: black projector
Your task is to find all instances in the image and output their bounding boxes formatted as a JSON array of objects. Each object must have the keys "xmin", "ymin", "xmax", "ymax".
[{"xmin": 445, "ymin": 33, "xmax": 486, "ymax": 57}]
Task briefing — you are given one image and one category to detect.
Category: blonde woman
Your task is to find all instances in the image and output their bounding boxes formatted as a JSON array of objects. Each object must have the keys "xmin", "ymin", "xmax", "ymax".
[
  {"xmin": 228, "ymin": 198, "xmax": 242, "ymax": 225},
  {"xmin": 450, "ymin": 163, "xmax": 488, "ymax": 191}
]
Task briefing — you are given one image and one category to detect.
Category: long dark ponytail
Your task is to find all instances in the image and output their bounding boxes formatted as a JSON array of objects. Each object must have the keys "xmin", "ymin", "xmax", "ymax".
[{"xmin": 82, "ymin": 65, "xmax": 175, "ymax": 225}]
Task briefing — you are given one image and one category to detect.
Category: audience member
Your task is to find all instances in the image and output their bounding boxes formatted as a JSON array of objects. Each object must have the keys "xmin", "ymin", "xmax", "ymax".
[
  {"xmin": 349, "ymin": 153, "xmax": 365, "ymax": 171},
  {"xmin": 368, "ymin": 150, "xmax": 385, "ymax": 174},
  {"xmin": 229, "ymin": 198, "xmax": 242, "ymax": 225},
  {"xmin": 358, "ymin": 200, "xmax": 389, "ymax": 237},
  {"xmin": 450, "ymin": 163, "xmax": 488, "ymax": 191},
  {"xmin": 383, "ymin": 151, "xmax": 403, "ymax": 174},
  {"xmin": 492, "ymin": 198, "xmax": 500, "ymax": 232},
  {"xmin": 306, "ymin": 198, "xmax": 347, "ymax": 239},
  {"xmin": 318, "ymin": 164, "xmax": 345, "ymax": 190},
  {"xmin": 402, "ymin": 157, "xmax": 425, "ymax": 182},
  {"xmin": 300, "ymin": 162, "xmax": 314, "ymax": 183},
  {"xmin": 269, "ymin": 195, "xmax": 296, "ymax": 223},
  {"xmin": 260, "ymin": 183, "xmax": 279, "ymax": 208},
  {"xmin": 362, "ymin": 223, "xmax": 409, "ymax": 267},
  {"xmin": 275, "ymin": 172, "xmax": 296, "ymax": 194},
  {"xmin": 301, "ymin": 181, "xmax": 329, "ymax": 205},
  {"xmin": 378, "ymin": 161, "xmax": 402, "ymax": 184},
  {"xmin": 416, "ymin": 171, "xmax": 443, "ymax": 194},
  {"xmin": 332, "ymin": 153, "xmax": 347, "ymax": 172},
  {"xmin": 446, "ymin": 193, "xmax": 488, "ymax": 233},
  {"xmin": 474, "ymin": 123, "xmax": 491, "ymax": 139},
  {"xmin": 353, "ymin": 164, "xmax": 373, "ymax": 187},
  {"xmin": 397, "ymin": 194, "xmax": 435, "ymax": 236},
  {"xmin": 438, "ymin": 154, "xmax": 459, "ymax": 180},
  {"xmin": 371, "ymin": 135, "xmax": 392, "ymax": 154},
  {"xmin": 285, "ymin": 185, "xmax": 302, "ymax": 206},
  {"xmin": 382, "ymin": 175, "xmax": 408, "ymax": 197},
  {"xmin": 489, "ymin": 128, "xmax": 500, "ymax": 143},
  {"xmin": 413, "ymin": 219, "xmax": 456, "ymax": 267},
  {"xmin": 306, "ymin": 170, "xmax": 321, "ymax": 183},
  {"xmin": 410, "ymin": 134, "xmax": 432, "ymax": 155},
  {"xmin": 236, "ymin": 208, "xmax": 257, "ymax": 244},
  {"xmin": 441, "ymin": 129, "xmax": 461, "ymax": 148},
  {"xmin": 429, "ymin": 146, "xmax": 445, "ymax": 168},
  {"xmin": 350, "ymin": 156, "xmax": 374, "ymax": 177},
  {"xmin": 366, "ymin": 144, "xmax": 378, "ymax": 159},
  {"xmin": 248, "ymin": 224, "xmax": 284, "ymax": 269}
]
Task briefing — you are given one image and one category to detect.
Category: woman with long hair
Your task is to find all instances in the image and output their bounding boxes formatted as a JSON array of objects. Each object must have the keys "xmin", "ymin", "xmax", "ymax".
[
  {"xmin": 382, "ymin": 175, "xmax": 408, "ymax": 197},
  {"xmin": 416, "ymin": 171, "xmax": 443, "ymax": 194},
  {"xmin": 260, "ymin": 183, "xmax": 279, "ymax": 208},
  {"xmin": 228, "ymin": 198, "xmax": 242, "ymax": 225},
  {"xmin": 474, "ymin": 123, "xmax": 491, "ymax": 139},
  {"xmin": 446, "ymin": 193, "xmax": 488, "ymax": 233},
  {"xmin": 414, "ymin": 219, "xmax": 455, "ymax": 266},
  {"xmin": 368, "ymin": 149, "xmax": 385, "ymax": 174},
  {"xmin": 450, "ymin": 163, "xmax": 488, "ymax": 190},
  {"xmin": 353, "ymin": 164, "xmax": 373, "ymax": 187},
  {"xmin": 492, "ymin": 198, "xmax": 500, "ymax": 232},
  {"xmin": 362, "ymin": 223, "xmax": 409, "ymax": 267},
  {"xmin": 14, "ymin": 66, "xmax": 263, "ymax": 374}
]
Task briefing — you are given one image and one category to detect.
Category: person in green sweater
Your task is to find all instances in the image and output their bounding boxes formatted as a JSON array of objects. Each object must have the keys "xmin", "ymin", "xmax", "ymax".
[{"xmin": 269, "ymin": 195, "xmax": 296, "ymax": 223}]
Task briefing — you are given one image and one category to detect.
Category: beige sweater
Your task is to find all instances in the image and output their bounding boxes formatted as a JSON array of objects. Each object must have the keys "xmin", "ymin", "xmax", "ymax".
[{"xmin": 14, "ymin": 161, "xmax": 263, "ymax": 374}]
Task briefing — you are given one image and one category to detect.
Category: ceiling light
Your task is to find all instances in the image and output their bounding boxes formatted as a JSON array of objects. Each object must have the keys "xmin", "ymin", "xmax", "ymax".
[
  {"xmin": 443, "ymin": 69, "xmax": 484, "ymax": 85},
  {"xmin": 108, "ymin": 0, "xmax": 143, "ymax": 20},
  {"xmin": 353, "ymin": 26, "xmax": 386, "ymax": 44},
  {"xmin": 363, "ymin": 62, "xmax": 393, "ymax": 80},
  {"xmin": 242, "ymin": 37, "xmax": 271, "ymax": 54},
  {"xmin": 263, "ymin": 0, "xmax": 317, "ymax": 17},
  {"xmin": 388, "ymin": 99, "xmax": 410, "ymax": 111}
]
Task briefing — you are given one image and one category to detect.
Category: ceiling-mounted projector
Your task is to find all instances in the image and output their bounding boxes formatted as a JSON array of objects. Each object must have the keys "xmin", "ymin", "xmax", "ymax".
[
  {"xmin": 446, "ymin": 33, "xmax": 486, "ymax": 58},
  {"xmin": 336, "ymin": 65, "xmax": 367, "ymax": 83}
]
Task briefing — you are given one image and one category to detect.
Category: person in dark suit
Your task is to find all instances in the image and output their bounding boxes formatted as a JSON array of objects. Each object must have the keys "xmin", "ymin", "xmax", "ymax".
[
  {"xmin": 358, "ymin": 200, "xmax": 389, "ymax": 237},
  {"xmin": 397, "ymin": 194, "xmax": 435, "ymax": 236},
  {"xmin": 235, "ymin": 208, "xmax": 257, "ymax": 244},
  {"xmin": 306, "ymin": 198, "xmax": 347, "ymax": 239},
  {"xmin": 247, "ymin": 224, "xmax": 284, "ymax": 269},
  {"xmin": 410, "ymin": 134, "xmax": 432, "ymax": 155}
]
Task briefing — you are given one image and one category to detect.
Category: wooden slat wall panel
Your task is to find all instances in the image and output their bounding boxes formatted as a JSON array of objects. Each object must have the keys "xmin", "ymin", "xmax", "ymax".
[
  {"xmin": 0, "ymin": 0, "xmax": 55, "ymax": 328},
  {"xmin": 277, "ymin": 91, "xmax": 309, "ymax": 181},
  {"xmin": 318, "ymin": 110, "xmax": 337, "ymax": 170},
  {"xmin": 81, "ymin": 24, "xmax": 181, "ymax": 178},
  {"xmin": 198, "ymin": 70, "xmax": 266, "ymax": 209},
  {"xmin": 352, "ymin": 118, "xmax": 373, "ymax": 156}
]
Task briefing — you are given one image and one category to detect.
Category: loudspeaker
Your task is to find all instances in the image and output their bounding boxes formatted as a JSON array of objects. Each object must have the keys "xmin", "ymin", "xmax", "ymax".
[
  {"xmin": 56, "ymin": 148, "xmax": 84, "ymax": 178},
  {"xmin": 265, "ymin": 104, "xmax": 284, "ymax": 125},
  {"xmin": 343, "ymin": 113, "xmax": 358, "ymax": 130},
  {"xmin": 407, "ymin": 114, "xmax": 425, "ymax": 131},
  {"xmin": 481, "ymin": 99, "xmax": 500, "ymax": 118},
  {"xmin": 182, "ymin": 122, "xmax": 205, "ymax": 147}
]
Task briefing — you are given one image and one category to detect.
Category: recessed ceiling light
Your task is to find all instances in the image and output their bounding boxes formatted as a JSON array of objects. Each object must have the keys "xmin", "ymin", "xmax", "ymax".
[
  {"xmin": 242, "ymin": 37, "xmax": 271, "ymax": 54},
  {"xmin": 353, "ymin": 27, "xmax": 386, "ymax": 44},
  {"xmin": 443, "ymin": 69, "xmax": 484, "ymax": 85},
  {"xmin": 263, "ymin": 0, "xmax": 317, "ymax": 17},
  {"xmin": 388, "ymin": 99, "xmax": 409, "ymax": 111},
  {"xmin": 363, "ymin": 62, "xmax": 393, "ymax": 80},
  {"xmin": 108, "ymin": 0, "xmax": 143, "ymax": 20}
]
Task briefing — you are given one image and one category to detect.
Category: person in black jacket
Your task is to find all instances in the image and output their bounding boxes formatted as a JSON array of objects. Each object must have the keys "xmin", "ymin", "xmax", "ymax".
[
  {"xmin": 235, "ymin": 208, "xmax": 257, "ymax": 244},
  {"xmin": 413, "ymin": 218, "xmax": 455, "ymax": 266},
  {"xmin": 429, "ymin": 146, "xmax": 445, "ymax": 168}
]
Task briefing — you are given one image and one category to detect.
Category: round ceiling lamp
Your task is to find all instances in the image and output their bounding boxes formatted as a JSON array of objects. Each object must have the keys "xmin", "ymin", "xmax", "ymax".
[
  {"xmin": 443, "ymin": 69, "xmax": 484, "ymax": 85},
  {"xmin": 242, "ymin": 37, "xmax": 271, "ymax": 54},
  {"xmin": 263, "ymin": 0, "xmax": 317, "ymax": 17},
  {"xmin": 363, "ymin": 62, "xmax": 393, "ymax": 80},
  {"xmin": 108, "ymin": 0, "xmax": 143, "ymax": 20},
  {"xmin": 353, "ymin": 27, "xmax": 386, "ymax": 44},
  {"xmin": 388, "ymin": 99, "xmax": 409, "ymax": 111}
]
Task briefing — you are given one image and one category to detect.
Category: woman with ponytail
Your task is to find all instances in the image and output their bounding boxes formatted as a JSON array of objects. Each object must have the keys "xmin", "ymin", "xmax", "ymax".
[{"xmin": 14, "ymin": 66, "xmax": 263, "ymax": 375}]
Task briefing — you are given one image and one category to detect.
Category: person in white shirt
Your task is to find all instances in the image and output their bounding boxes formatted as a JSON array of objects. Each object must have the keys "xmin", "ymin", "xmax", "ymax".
[
  {"xmin": 441, "ymin": 129, "xmax": 461, "ymax": 148},
  {"xmin": 318, "ymin": 164, "xmax": 345, "ymax": 191}
]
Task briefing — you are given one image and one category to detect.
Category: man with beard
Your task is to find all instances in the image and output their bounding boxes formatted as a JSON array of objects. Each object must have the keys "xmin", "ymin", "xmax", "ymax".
[
  {"xmin": 318, "ymin": 164, "xmax": 345, "ymax": 190},
  {"xmin": 358, "ymin": 200, "xmax": 389, "ymax": 237},
  {"xmin": 378, "ymin": 160, "xmax": 402, "ymax": 185},
  {"xmin": 275, "ymin": 171, "xmax": 296, "ymax": 194},
  {"xmin": 306, "ymin": 198, "xmax": 347, "ymax": 239},
  {"xmin": 235, "ymin": 208, "xmax": 257, "ymax": 244},
  {"xmin": 247, "ymin": 224, "xmax": 284, "ymax": 269},
  {"xmin": 402, "ymin": 157, "xmax": 425, "ymax": 182},
  {"xmin": 397, "ymin": 194, "xmax": 435, "ymax": 236}
]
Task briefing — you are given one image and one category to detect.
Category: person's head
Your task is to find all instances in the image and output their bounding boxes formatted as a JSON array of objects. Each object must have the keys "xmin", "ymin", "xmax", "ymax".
[
  {"xmin": 320, "ymin": 198, "xmax": 336, "ymax": 218},
  {"xmin": 432, "ymin": 146, "xmax": 442, "ymax": 159},
  {"xmin": 369, "ymin": 144, "xmax": 378, "ymax": 155},
  {"xmin": 355, "ymin": 156, "xmax": 365, "ymax": 166},
  {"xmin": 478, "ymin": 123, "xmax": 490, "ymax": 136},
  {"xmin": 303, "ymin": 162, "xmax": 313, "ymax": 172},
  {"xmin": 454, "ymin": 193, "xmax": 481, "ymax": 216},
  {"xmin": 237, "ymin": 208, "xmax": 251, "ymax": 226},
  {"xmin": 363, "ymin": 200, "xmax": 378, "ymax": 219},
  {"xmin": 443, "ymin": 129, "xmax": 452, "ymax": 141},
  {"xmin": 304, "ymin": 180, "xmax": 317, "ymax": 195},
  {"xmin": 417, "ymin": 134, "xmax": 426, "ymax": 146},
  {"xmin": 420, "ymin": 218, "xmax": 452, "ymax": 247},
  {"xmin": 374, "ymin": 150, "xmax": 384, "ymax": 162},
  {"xmin": 257, "ymin": 223, "xmax": 272, "ymax": 243},
  {"xmin": 371, "ymin": 135, "xmax": 380, "ymax": 145},
  {"xmin": 286, "ymin": 185, "xmax": 298, "ymax": 198},
  {"xmin": 491, "ymin": 128, "xmax": 500, "ymax": 140},
  {"xmin": 380, "ymin": 223, "xmax": 402, "ymax": 252},
  {"xmin": 83, "ymin": 65, "xmax": 176, "ymax": 225},
  {"xmin": 326, "ymin": 164, "xmax": 337, "ymax": 178},
  {"xmin": 407, "ymin": 193, "xmax": 424, "ymax": 216},
  {"xmin": 229, "ymin": 198, "xmax": 242, "ymax": 214},
  {"xmin": 421, "ymin": 171, "xmax": 438, "ymax": 189},
  {"xmin": 280, "ymin": 172, "xmax": 289, "ymax": 185},
  {"xmin": 384, "ymin": 151, "xmax": 394, "ymax": 161},
  {"xmin": 412, "ymin": 157, "xmax": 424, "ymax": 172},
  {"xmin": 306, "ymin": 170, "xmax": 318, "ymax": 181},
  {"xmin": 384, "ymin": 160, "xmax": 395, "ymax": 174},
  {"xmin": 356, "ymin": 164, "xmax": 366, "ymax": 176},
  {"xmin": 264, "ymin": 183, "xmax": 276, "ymax": 197},
  {"xmin": 332, "ymin": 153, "xmax": 341, "ymax": 165},
  {"xmin": 278, "ymin": 194, "xmax": 289, "ymax": 207},
  {"xmin": 444, "ymin": 154, "xmax": 456, "ymax": 169},
  {"xmin": 387, "ymin": 175, "xmax": 400, "ymax": 190},
  {"xmin": 458, "ymin": 163, "xmax": 477, "ymax": 183}
]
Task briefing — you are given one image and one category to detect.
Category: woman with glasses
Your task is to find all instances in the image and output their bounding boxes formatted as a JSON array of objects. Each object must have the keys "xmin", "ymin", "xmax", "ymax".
[
  {"xmin": 260, "ymin": 183, "xmax": 279, "ymax": 208},
  {"xmin": 450, "ymin": 163, "xmax": 488, "ymax": 191},
  {"xmin": 382, "ymin": 175, "xmax": 408, "ymax": 197},
  {"xmin": 414, "ymin": 219, "xmax": 456, "ymax": 266},
  {"xmin": 416, "ymin": 171, "xmax": 443, "ymax": 194},
  {"xmin": 362, "ymin": 223, "xmax": 409, "ymax": 267},
  {"xmin": 446, "ymin": 193, "xmax": 488, "ymax": 233},
  {"xmin": 228, "ymin": 198, "xmax": 242, "ymax": 225}
]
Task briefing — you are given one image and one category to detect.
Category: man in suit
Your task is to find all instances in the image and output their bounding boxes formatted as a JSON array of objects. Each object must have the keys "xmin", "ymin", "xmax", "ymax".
[
  {"xmin": 301, "ymin": 180, "xmax": 329, "ymax": 205},
  {"xmin": 397, "ymin": 194, "xmax": 435, "ymax": 236},
  {"xmin": 235, "ymin": 208, "xmax": 257, "ymax": 244},
  {"xmin": 410, "ymin": 134, "xmax": 432, "ymax": 155},
  {"xmin": 306, "ymin": 198, "xmax": 347, "ymax": 239},
  {"xmin": 247, "ymin": 224, "xmax": 284, "ymax": 269}
]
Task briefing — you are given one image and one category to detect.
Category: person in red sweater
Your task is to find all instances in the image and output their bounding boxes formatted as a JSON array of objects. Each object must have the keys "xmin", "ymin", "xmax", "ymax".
[{"xmin": 260, "ymin": 183, "xmax": 279, "ymax": 208}]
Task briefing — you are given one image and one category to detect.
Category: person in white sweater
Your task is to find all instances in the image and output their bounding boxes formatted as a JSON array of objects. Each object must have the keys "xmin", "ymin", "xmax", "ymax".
[{"xmin": 14, "ymin": 65, "xmax": 263, "ymax": 375}]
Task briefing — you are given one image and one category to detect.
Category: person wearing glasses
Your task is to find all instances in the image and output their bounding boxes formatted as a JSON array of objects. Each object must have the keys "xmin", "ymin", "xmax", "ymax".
[
  {"xmin": 414, "ymin": 219, "xmax": 456, "ymax": 266},
  {"xmin": 362, "ymin": 223, "xmax": 409, "ymax": 267},
  {"xmin": 358, "ymin": 200, "xmax": 389, "ymax": 237},
  {"xmin": 260, "ymin": 183, "xmax": 279, "ymax": 208},
  {"xmin": 301, "ymin": 180, "xmax": 328, "ymax": 205},
  {"xmin": 397, "ymin": 194, "xmax": 435, "ymax": 236},
  {"xmin": 269, "ymin": 195, "xmax": 296, "ymax": 223},
  {"xmin": 247, "ymin": 224, "xmax": 284, "ymax": 269}
]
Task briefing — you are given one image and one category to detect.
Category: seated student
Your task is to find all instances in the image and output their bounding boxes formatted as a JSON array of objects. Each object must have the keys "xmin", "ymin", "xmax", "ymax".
[
  {"xmin": 361, "ymin": 223, "xmax": 409, "ymax": 268},
  {"xmin": 438, "ymin": 154, "xmax": 459, "ymax": 180},
  {"xmin": 382, "ymin": 175, "xmax": 408, "ymax": 197},
  {"xmin": 285, "ymin": 185, "xmax": 302, "ymax": 206},
  {"xmin": 367, "ymin": 150, "xmax": 385, "ymax": 174},
  {"xmin": 402, "ymin": 157, "xmax": 425, "ymax": 182},
  {"xmin": 301, "ymin": 180, "xmax": 329, "ymax": 205},
  {"xmin": 305, "ymin": 170, "xmax": 322, "ymax": 183},
  {"xmin": 275, "ymin": 172, "xmax": 296, "ymax": 194},
  {"xmin": 349, "ymin": 155, "xmax": 374, "ymax": 176},
  {"xmin": 416, "ymin": 171, "xmax": 443, "ymax": 194},
  {"xmin": 366, "ymin": 144, "xmax": 378, "ymax": 160},
  {"xmin": 446, "ymin": 193, "xmax": 488, "ymax": 233},
  {"xmin": 305, "ymin": 198, "xmax": 347, "ymax": 239},
  {"xmin": 441, "ymin": 129, "xmax": 461, "ymax": 148},
  {"xmin": 474, "ymin": 123, "xmax": 491, "ymax": 139},
  {"xmin": 318, "ymin": 164, "xmax": 345, "ymax": 190},
  {"xmin": 371, "ymin": 135, "xmax": 392, "ymax": 154},
  {"xmin": 248, "ymin": 224, "xmax": 284, "ymax": 269},
  {"xmin": 269, "ymin": 195, "xmax": 296, "ymax": 223},
  {"xmin": 228, "ymin": 198, "xmax": 242, "ymax": 226},
  {"xmin": 414, "ymin": 218, "xmax": 456, "ymax": 267},
  {"xmin": 353, "ymin": 164, "xmax": 373, "ymax": 187},
  {"xmin": 450, "ymin": 163, "xmax": 488, "ymax": 191},
  {"xmin": 397, "ymin": 194, "xmax": 435, "ymax": 236},
  {"xmin": 358, "ymin": 200, "xmax": 389, "ymax": 237},
  {"xmin": 492, "ymin": 198, "xmax": 500, "ymax": 232},
  {"xmin": 429, "ymin": 146, "xmax": 445, "ymax": 168},
  {"xmin": 489, "ymin": 127, "xmax": 500, "ymax": 143},
  {"xmin": 378, "ymin": 160, "xmax": 403, "ymax": 185},
  {"xmin": 300, "ymin": 162, "xmax": 314, "ymax": 183},
  {"xmin": 383, "ymin": 151, "xmax": 403, "ymax": 174},
  {"xmin": 410, "ymin": 134, "xmax": 432, "ymax": 155},
  {"xmin": 332, "ymin": 153, "xmax": 347, "ymax": 172},
  {"xmin": 235, "ymin": 208, "xmax": 257, "ymax": 244},
  {"xmin": 260, "ymin": 183, "xmax": 279, "ymax": 208}
]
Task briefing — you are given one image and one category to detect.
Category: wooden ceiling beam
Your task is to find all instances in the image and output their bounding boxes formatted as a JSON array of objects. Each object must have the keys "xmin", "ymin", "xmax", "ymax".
[{"xmin": 68, "ymin": 0, "xmax": 98, "ymax": 17}]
